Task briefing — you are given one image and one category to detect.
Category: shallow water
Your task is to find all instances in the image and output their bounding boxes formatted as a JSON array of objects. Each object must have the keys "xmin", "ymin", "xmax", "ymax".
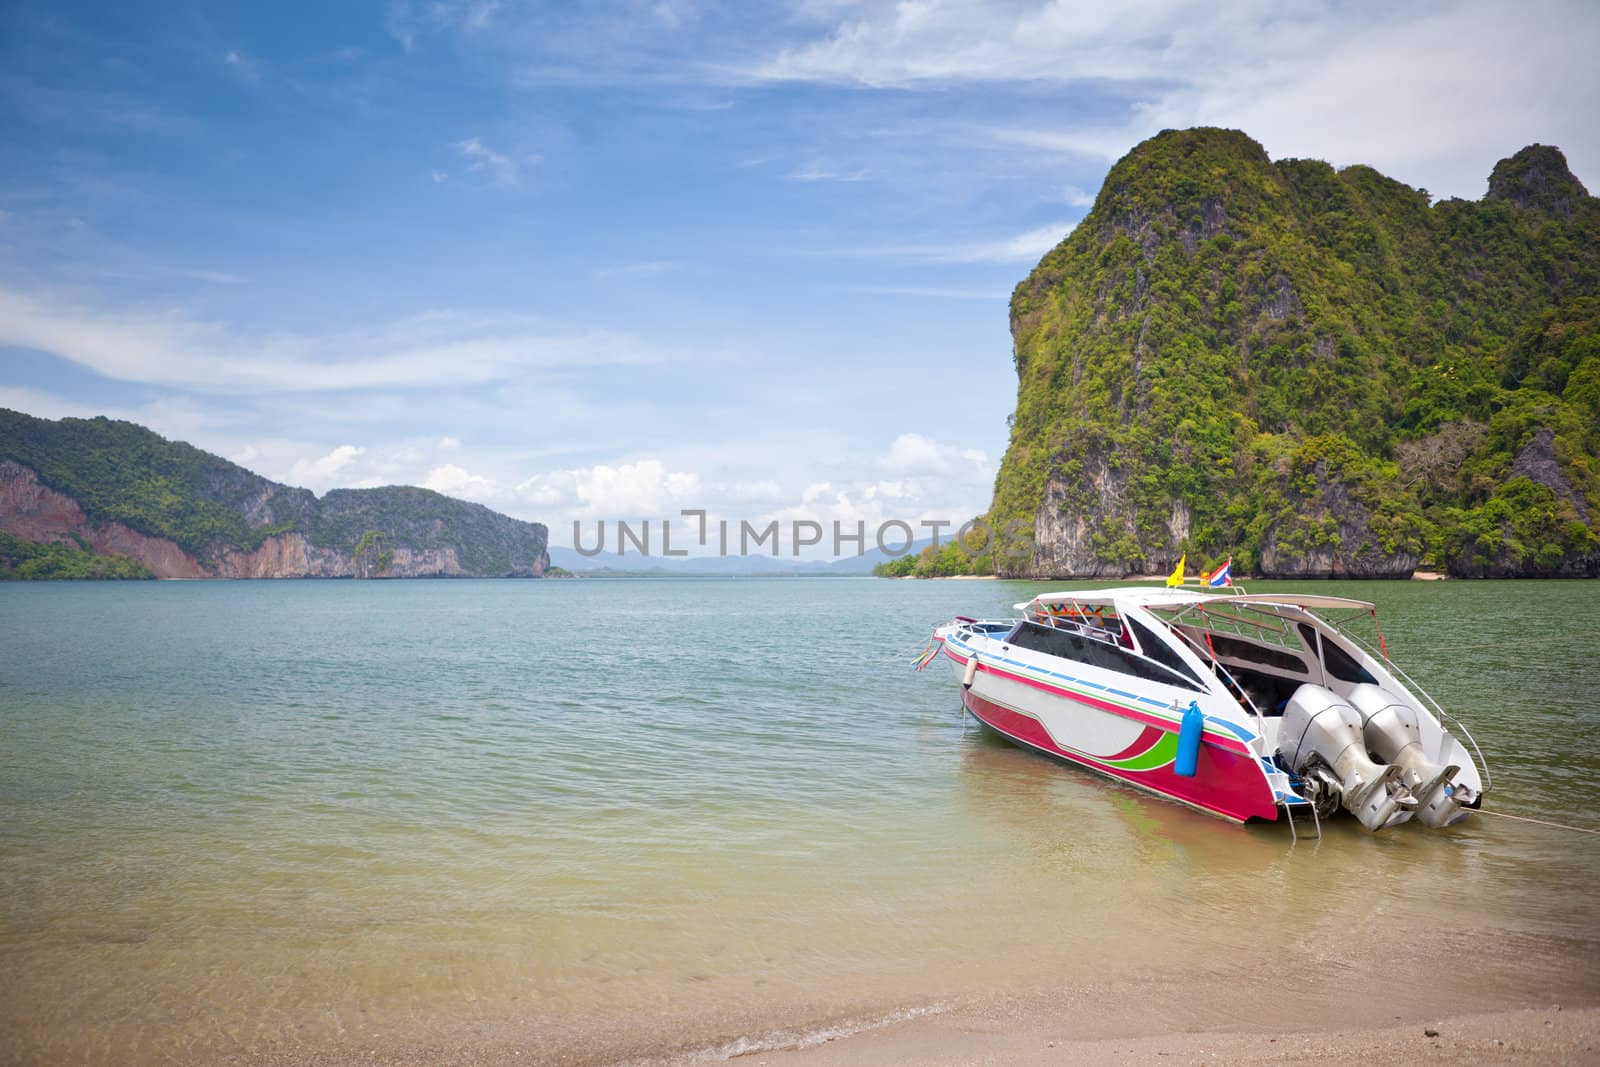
[{"xmin": 1, "ymin": 577, "xmax": 1597, "ymax": 1064}]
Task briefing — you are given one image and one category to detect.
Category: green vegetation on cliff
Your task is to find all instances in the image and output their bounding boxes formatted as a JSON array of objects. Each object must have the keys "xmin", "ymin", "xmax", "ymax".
[
  {"xmin": 0, "ymin": 531, "xmax": 154, "ymax": 580},
  {"xmin": 0, "ymin": 412, "xmax": 300, "ymax": 561},
  {"xmin": 993, "ymin": 129, "xmax": 1600, "ymax": 578}
]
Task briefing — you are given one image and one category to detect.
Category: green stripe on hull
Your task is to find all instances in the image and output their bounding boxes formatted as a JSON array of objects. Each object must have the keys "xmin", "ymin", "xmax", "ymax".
[{"xmin": 1099, "ymin": 730, "xmax": 1179, "ymax": 772}]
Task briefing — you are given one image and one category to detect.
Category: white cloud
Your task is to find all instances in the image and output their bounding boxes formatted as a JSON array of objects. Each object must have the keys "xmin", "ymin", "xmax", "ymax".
[
  {"xmin": 287, "ymin": 444, "xmax": 366, "ymax": 488},
  {"xmin": 517, "ymin": 459, "xmax": 703, "ymax": 518},
  {"xmin": 940, "ymin": 221, "xmax": 1074, "ymax": 264},
  {"xmin": 181, "ymin": 269, "xmax": 243, "ymax": 284},
  {"xmin": 592, "ymin": 259, "xmax": 678, "ymax": 279},
  {"xmin": 423, "ymin": 462, "xmax": 497, "ymax": 499},
  {"xmin": 0, "ymin": 286, "xmax": 657, "ymax": 392},
  {"xmin": 748, "ymin": 0, "xmax": 1208, "ymax": 88},
  {"xmin": 852, "ymin": 286, "xmax": 1008, "ymax": 300},
  {"xmin": 881, "ymin": 432, "xmax": 991, "ymax": 480},
  {"xmin": 455, "ymin": 136, "xmax": 524, "ymax": 187},
  {"xmin": 221, "ymin": 48, "xmax": 262, "ymax": 84},
  {"xmin": 787, "ymin": 163, "xmax": 870, "ymax": 182},
  {"xmin": 438, "ymin": 435, "xmax": 462, "ymax": 450},
  {"xmin": 387, "ymin": 0, "xmax": 504, "ymax": 49},
  {"xmin": 1061, "ymin": 184, "xmax": 1097, "ymax": 208},
  {"xmin": 824, "ymin": 221, "xmax": 1076, "ymax": 264}
]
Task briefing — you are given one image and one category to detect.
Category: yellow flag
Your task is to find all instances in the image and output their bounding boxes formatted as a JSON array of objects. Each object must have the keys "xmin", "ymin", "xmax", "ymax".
[{"xmin": 1166, "ymin": 554, "xmax": 1185, "ymax": 587}]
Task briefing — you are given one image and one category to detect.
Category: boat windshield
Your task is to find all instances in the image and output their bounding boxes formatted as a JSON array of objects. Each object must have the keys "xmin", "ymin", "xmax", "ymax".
[{"xmin": 1007, "ymin": 620, "xmax": 1205, "ymax": 693}]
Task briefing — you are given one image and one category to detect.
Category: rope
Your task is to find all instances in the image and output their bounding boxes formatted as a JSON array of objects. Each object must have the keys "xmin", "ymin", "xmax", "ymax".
[
  {"xmin": 880, "ymin": 635, "xmax": 935, "ymax": 666},
  {"xmin": 1473, "ymin": 808, "xmax": 1600, "ymax": 835}
]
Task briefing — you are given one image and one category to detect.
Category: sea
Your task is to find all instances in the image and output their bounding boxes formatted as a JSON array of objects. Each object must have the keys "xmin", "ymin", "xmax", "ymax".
[{"xmin": 2, "ymin": 577, "xmax": 1597, "ymax": 1064}]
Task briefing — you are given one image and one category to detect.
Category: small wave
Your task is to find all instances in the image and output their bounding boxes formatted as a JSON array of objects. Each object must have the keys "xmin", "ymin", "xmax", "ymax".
[{"xmin": 627, "ymin": 1002, "xmax": 949, "ymax": 1065}]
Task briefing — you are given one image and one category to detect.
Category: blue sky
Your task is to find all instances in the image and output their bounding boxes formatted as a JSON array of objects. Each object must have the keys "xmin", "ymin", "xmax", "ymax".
[{"xmin": 3, "ymin": 1, "xmax": 1597, "ymax": 554}]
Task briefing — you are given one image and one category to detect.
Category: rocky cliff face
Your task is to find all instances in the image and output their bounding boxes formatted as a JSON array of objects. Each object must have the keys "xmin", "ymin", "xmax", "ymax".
[
  {"xmin": 989, "ymin": 128, "xmax": 1600, "ymax": 580},
  {"xmin": 0, "ymin": 414, "xmax": 552, "ymax": 580},
  {"xmin": 0, "ymin": 460, "xmax": 209, "ymax": 577}
]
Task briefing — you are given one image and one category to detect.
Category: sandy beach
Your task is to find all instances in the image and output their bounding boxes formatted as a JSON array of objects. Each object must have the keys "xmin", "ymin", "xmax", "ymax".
[
  {"xmin": 207, "ymin": 1001, "xmax": 1598, "ymax": 1066},
  {"xmin": 759, "ymin": 1005, "xmax": 1598, "ymax": 1066},
  {"xmin": 207, "ymin": 931, "xmax": 1600, "ymax": 1067}
]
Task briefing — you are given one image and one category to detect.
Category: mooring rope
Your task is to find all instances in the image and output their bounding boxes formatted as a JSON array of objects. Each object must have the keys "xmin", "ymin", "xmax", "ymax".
[
  {"xmin": 880, "ymin": 636, "xmax": 935, "ymax": 666},
  {"xmin": 1472, "ymin": 808, "xmax": 1600, "ymax": 835}
]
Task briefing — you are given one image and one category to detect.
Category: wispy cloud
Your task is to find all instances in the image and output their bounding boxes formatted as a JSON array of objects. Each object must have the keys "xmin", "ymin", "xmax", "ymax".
[
  {"xmin": 221, "ymin": 48, "xmax": 261, "ymax": 84},
  {"xmin": 0, "ymin": 287, "xmax": 658, "ymax": 393},
  {"xmin": 387, "ymin": 0, "xmax": 506, "ymax": 51},
  {"xmin": 818, "ymin": 221, "xmax": 1077, "ymax": 264},
  {"xmin": 288, "ymin": 444, "xmax": 366, "ymax": 486},
  {"xmin": 592, "ymin": 259, "xmax": 678, "ymax": 279},
  {"xmin": 1061, "ymin": 184, "xmax": 1097, "ymax": 208},
  {"xmin": 0, "ymin": 72, "xmax": 194, "ymax": 136},
  {"xmin": 182, "ymin": 269, "xmax": 244, "ymax": 285},
  {"xmin": 851, "ymin": 286, "xmax": 1009, "ymax": 301},
  {"xmin": 454, "ymin": 136, "xmax": 523, "ymax": 187},
  {"xmin": 941, "ymin": 221, "xmax": 1075, "ymax": 263},
  {"xmin": 786, "ymin": 162, "xmax": 869, "ymax": 183}
]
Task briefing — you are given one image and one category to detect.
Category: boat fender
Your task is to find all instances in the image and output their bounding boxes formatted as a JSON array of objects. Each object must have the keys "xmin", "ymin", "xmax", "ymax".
[
  {"xmin": 962, "ymin": 655, "xmax": 979, "ymax": 689},
  {"xmin": 1175, "ymin": 701, "xmax": 1204, "ymax": 778}
]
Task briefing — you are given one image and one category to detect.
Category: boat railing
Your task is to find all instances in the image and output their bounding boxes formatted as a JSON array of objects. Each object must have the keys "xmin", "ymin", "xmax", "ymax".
[
  {"xmin": 1047, "ymin": 616, "xmax": 1122, "ymax": 645},
  {"xmin": 1340, "ymin": 637, "xmax": 1494, "ymax": 795},
  {"xmin": 1166, "ymin": 626, "xmax": 1266, "ymax": 732}
]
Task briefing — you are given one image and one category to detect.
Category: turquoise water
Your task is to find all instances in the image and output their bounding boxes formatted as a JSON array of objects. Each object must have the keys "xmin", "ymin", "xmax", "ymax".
[{"xmin": 2, "ymin": 577, "xmax": 1597, "ymax": 1064}]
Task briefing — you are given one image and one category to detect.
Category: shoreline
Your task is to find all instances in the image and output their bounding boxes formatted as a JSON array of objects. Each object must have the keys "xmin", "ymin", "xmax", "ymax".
[
  {"xmin": 200, "ymin": 1000, "xmax": 1599, "ymax": 1066},
  {"xmin": 759, "ymin": 1004, "xmax": 1597, "ymax": 1066},
  {"xmin": 198, "ymin": 936, "xmax": 1600, "ymax": 1067}
]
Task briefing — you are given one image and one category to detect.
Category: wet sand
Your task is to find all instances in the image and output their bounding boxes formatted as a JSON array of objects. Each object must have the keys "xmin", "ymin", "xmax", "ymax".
[
  {"xmin": 197, "ymin": 941, "xmax": 1600, "ymax": 1067},
  {"xmin": 204, "ymin": 1003, "xmax": 1597, "ymax": 1066},
  {"xmin": 761, "ymin": 1005, "xmax": 1598, "ymax": 1066}
]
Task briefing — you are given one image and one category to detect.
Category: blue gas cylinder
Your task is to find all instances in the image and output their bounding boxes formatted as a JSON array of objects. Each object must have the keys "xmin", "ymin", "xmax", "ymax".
[{"xmin": 1175, "ymin": 701, "xmax": 1204, "ymax": 778}]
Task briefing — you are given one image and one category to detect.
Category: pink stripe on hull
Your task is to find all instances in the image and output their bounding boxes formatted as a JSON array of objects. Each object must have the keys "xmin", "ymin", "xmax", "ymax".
[{"xmin": 963, "ymin": 690, "xmax": 1279, "ymax": 824}]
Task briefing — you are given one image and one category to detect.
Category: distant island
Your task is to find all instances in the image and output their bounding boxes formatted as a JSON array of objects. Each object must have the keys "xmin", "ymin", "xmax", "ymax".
[
  {"xmin": 893, "ymin": 128, "xmax": 1599, "ymax": 580},
  {"xmin": 0, "ymin": 409, "xmax": 549, "ymax": 579}
]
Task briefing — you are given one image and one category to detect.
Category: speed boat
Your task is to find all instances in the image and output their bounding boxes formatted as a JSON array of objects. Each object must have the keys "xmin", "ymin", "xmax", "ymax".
[{"xmin": 930, "ymin": 586, "xmax": 1488, "ymax": 833}]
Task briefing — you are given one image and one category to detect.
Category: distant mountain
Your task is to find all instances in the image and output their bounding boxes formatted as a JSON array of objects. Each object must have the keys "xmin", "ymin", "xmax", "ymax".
[
  {"xmin": 545, "ymin": 538, "xmax": 935, "ymax": 576},
  {"xmin": 990, "ymin": 129, "xmax": 1600, "ymax": 579},
  {"xmin": 0, "ymin": 409, "xmax": 549, "ymax": 579}
]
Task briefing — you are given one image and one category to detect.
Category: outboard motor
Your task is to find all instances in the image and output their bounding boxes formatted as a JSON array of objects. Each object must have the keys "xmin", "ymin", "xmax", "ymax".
[
  {"xmin": 1278, "ymin": 684, "xmax": 1414, "ymax": 831},
  {"xmin": 1347, "ymin": 684, "xmax": 1476, "ymax": 828}
]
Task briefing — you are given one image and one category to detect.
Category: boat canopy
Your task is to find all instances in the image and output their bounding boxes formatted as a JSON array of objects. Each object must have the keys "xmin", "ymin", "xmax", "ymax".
[{"xmin": 1013, "ymin": 588, "xmax": 1376, "ymax": 614}]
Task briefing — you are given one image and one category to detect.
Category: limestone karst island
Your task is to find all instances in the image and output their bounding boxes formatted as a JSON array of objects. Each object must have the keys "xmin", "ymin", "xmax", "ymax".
[{"xmin": 890, "ymin": 131, "xmax": 1600, "ymax": 581}]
